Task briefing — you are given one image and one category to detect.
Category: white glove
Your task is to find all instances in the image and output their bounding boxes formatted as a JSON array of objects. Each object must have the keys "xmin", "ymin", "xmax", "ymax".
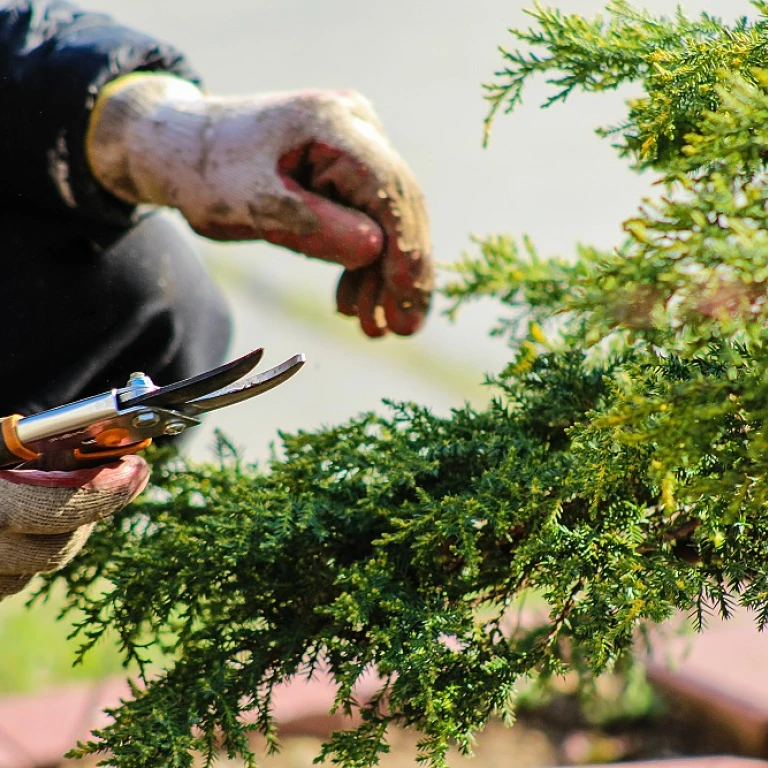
[
  {"xmin": 86, "ymin": 75, "xmax": 433, "ymax": 338},
  {"xmin": 0, "ymin": 456, "xmax": 149, "ymax": 599}
]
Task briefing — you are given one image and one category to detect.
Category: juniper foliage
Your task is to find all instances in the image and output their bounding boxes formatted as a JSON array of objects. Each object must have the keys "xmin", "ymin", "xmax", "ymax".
[{"xmin": 37, "ymin": 2, "xmax": 768, "ymax": 765}]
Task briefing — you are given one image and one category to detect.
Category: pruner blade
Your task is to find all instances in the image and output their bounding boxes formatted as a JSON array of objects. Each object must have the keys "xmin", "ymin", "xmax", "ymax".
[
  {"xmin": 122, "ymin": 347, "xmax": 266, "ymax": 409},
  {"xmin": 182, "ymin": 353, "xmax": 306, "ymax": 416}
]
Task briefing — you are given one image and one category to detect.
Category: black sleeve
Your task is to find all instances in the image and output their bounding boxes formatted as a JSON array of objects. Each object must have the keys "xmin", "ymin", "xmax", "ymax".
[{"xmin": 0, "ymin": 0, "xmax": 202, "ymax": 224}]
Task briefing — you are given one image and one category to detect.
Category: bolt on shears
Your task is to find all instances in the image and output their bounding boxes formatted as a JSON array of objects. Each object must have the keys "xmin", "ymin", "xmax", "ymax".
[{"xmin": 0, "ymin": 348, "xmax": 305, "ymax": 469}]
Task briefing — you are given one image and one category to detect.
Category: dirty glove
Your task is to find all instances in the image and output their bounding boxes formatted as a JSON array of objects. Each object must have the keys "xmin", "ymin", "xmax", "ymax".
[
  {"xmin": 0, "ymin": 456, "xmax": 149, "ymax": 600},
  {"xmin": 86, "ymin": 74, "xmax": 432, "ymax": 338}
]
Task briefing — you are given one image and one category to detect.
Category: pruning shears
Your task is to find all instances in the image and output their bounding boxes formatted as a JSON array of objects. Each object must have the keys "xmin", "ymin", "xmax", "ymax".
[{"xmin": 0, "ymin": 348, "xmax": 305, "ymax": 469}]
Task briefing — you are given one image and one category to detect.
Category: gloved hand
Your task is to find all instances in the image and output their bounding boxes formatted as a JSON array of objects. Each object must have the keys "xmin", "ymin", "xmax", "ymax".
[
  {"xmin": 86, "ymin": 75, "xmax": 432, "ymax": 338},
  {"xmin": 0, "ymin": 455, "xmax": 149, "ymax": 600}
]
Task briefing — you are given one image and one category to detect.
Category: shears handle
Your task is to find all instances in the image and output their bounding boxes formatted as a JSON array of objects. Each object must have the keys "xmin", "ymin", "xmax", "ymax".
[
  {"xmin": 0, "ymin": 414, "xmax": 151, "ymax": 470},
  {"xmin": 0, "ymin": 415, "xmax": 38, "ymax": 468}
]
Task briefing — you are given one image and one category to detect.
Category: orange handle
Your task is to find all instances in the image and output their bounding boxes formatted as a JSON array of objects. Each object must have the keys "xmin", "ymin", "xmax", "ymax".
[
  {"xmin": 73, "ymin": 438, "xmax": 153, "ymax": 464},
  {"xmin": 0, "ymin": 414, "xmax": 153, "ymax": 470},
  {"xmin": 0, "ymin": 415, "xmax": 39, "ymax": 468}
]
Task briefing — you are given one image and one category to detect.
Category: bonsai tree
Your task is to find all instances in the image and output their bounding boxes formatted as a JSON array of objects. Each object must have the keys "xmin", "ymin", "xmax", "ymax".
[{"xmin": 39, "ymin": 2, "xmax": 768, "ymax": 765}]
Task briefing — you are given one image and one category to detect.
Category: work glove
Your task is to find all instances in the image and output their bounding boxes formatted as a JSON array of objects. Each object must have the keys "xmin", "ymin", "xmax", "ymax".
[
  {"xmin": 0, "ymin": 455, "xmax": 149, "ymax": 600},
  {"xmin": 86, "ymin": 75, "xmax": 433, "ymax": 338}
]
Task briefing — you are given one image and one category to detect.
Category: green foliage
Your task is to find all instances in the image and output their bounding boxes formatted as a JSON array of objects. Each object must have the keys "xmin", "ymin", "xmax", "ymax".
[{"xmin": 34, "ymin": 2, "xmax": 768, "ymax": 765}]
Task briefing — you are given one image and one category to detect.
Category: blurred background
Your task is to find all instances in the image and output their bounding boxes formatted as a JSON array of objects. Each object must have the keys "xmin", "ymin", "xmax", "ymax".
[{"xmin": 1, "ymin": 1, "xmax": 764, "ymax": 766}]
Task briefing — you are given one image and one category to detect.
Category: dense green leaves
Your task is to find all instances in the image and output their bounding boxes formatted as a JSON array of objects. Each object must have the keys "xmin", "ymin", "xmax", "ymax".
[{"xmin": 37, "ymin": 2, "xmax": 768, "ymax": 765}]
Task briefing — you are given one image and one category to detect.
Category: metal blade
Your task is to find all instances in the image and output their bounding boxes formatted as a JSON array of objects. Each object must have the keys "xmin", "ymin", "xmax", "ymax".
[
  {"xmin": 122, "ymin": 348, "xmax": 265, "ymax": 409},
  {"xmin": 181, "ymin": 354, "xmax": 306, "ymax": 415}
]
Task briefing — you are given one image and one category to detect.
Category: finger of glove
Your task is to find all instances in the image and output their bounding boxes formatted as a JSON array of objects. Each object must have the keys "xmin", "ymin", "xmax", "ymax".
[
  {"xmin": 0, "ymin": 456, "xmax": 149, "ymax": 535},
  {"xmin": 355, "ymin": 266, "xmax": 388, "ymax": 338},
  {"xmin": 339, "ymin": 266, "xmax": 425, "ymax": 339},
  {"xmin": 337, "ymin": 266, "xmax": 388, "ymax": 337},
  {"xmin": 336, "ymin": 269, "xmax": 365, "ymax": 317},
  {"xmin": 306, "ymin": 143, "xmax": 433, "ymax": 336},
  {"xmin": 262, "ymin": 174, "xmax": 383, "ymax": 269},
  {"xmin": 0, "ymin": 524, "xmax": 94, "ymax": 575}
]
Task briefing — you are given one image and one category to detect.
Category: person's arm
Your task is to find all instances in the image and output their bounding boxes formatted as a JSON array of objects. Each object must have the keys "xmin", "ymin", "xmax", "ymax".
[{"xmin": 0, "ymin": 0, "xmax": 201, "ymax": 223}]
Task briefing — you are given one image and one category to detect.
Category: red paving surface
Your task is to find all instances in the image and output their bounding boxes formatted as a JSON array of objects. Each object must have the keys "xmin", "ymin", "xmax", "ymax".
[
  {"xmin": 594, "ymin": 762, "xmax": 768, "ymax": 768},
  {"xmin": 1, "ymin": 608, "xmax": 768, "ymax": 767},
  {"xmin": 0, "ymin": 670, "xmax": 383, "ymax": 768},
  {"xmin": 0, "ymin": 678, "xmax": 127, "ymax": 768},
  {"xmin": 646, "ymin": 609, "xmax": 768, "ymax": 757}
]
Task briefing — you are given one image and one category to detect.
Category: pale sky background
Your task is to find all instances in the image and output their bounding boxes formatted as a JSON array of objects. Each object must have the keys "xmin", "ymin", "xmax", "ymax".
[{"xmin": 82, "ymin": 0, "xmax": 755, "ymax": 462}]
